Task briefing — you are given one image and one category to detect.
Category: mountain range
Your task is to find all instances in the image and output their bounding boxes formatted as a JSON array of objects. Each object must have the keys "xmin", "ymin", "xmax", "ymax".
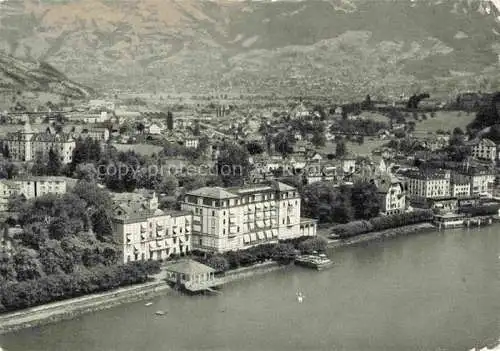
[
  {"xmin": 0, "ymin": 0, "xmax": 499, "ymax": 98},
  {"xmin": 0, "ymin": 52, "xmax": 93, "ymax": 98}
]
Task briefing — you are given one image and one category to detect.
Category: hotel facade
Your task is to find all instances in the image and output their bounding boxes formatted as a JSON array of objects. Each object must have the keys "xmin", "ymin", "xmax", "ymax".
[
  {"xmin": 111, "ymin": 191, "xmax": 192, "ymax": 263},
  {"xmin": 3, "ymin": 123, "xmax": 75, "ymax": 163},
  {"xmin": 181, "ymin": 182, "xmax": 317, "ymax": 253}
]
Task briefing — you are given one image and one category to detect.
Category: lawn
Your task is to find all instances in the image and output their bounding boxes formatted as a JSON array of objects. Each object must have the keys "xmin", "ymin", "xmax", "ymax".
[
  {"xmin": 321, "ymin": 138, "xmax": 387, "ymax": 157},
  {"xmin": 112, "ymin": 143, "xmax": 163, "ymax": 156},
  {"xmin": 412, "ymin": 110, "xmax": 476, "ymax": 134}
]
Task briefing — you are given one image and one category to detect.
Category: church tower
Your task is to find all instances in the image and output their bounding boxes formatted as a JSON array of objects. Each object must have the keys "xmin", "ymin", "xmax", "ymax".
[{"xmin": 23, "ymin": 121, "xmax": 34, "ymax": 161}]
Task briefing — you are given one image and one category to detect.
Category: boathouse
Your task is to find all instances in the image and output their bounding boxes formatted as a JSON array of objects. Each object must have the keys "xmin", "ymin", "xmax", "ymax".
[{"xmin": 165, "ymin": 260, "xmax": 216, "ymax": 289}]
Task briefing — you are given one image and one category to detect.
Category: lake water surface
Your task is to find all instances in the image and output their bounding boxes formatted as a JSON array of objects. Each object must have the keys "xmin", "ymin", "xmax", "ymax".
[{"xmin": 1, "ymin": 226, "xmax": 499, "ymax": 351}]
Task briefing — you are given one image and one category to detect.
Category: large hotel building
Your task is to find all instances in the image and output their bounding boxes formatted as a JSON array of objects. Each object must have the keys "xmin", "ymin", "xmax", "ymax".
[
  {"xmin": 181, "ymin": 181, "xmax": 317, "ymax": 253},
  {"xmin": 3, "ymin": 122, "xmax": 75, "ymax": 163}
]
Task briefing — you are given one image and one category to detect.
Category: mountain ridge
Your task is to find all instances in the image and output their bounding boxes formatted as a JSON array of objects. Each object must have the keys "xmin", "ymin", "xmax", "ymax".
[
  {"xmin": 0, "ymin": 52, "xmax": 94, "ymax": 98},
  {"xmin": 0, "ymin": 0, "xmax": 499, "ymax": 97}
]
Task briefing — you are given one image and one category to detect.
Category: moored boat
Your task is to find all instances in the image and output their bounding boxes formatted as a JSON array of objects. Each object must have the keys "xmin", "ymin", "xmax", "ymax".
[{"xmin": 295, "ymin": 253, "xmax": 333, "ymax": 270}]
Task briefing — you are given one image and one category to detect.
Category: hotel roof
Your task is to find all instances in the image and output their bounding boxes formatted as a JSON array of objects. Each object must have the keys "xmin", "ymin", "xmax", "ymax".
[
  {"xmin": 186, "ymin": 181, "xmax": 297, "ymax": 199},
  {"xmin": 186, "ymin": 187, "xmax": 239, "ymax": 199}
]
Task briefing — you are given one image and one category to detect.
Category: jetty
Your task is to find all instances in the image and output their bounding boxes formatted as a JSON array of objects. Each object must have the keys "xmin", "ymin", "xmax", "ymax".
[{"xmin": 165, "ymin": 260, "xmax": 284, "ymax": 293}]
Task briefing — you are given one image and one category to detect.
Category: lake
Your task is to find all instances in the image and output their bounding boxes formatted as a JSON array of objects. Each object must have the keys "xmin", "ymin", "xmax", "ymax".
[{"xmin": 1, "ymin": 226, "xmax": 499, "ymax": 351}]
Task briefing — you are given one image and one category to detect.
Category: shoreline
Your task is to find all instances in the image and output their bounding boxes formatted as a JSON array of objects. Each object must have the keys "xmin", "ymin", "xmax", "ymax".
[
  {"xmin": 0, "ymin": 222, "xmax": 435, "ymax": 335},
  {"xmin": 324, "ymin": 222, "xmax": 437, "ymax": 249}
]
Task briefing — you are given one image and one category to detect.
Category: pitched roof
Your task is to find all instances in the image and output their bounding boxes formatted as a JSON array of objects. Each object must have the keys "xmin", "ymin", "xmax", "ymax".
[
  {"xmin": 479, "ymin": 138, "xmax": 496, "ymax": 147},
  {"xmin": 165, "ymin": 259, "xmax": 215, "ymax": 274},
  {"xmin": 186, "ymin": 187, "xmax": 238, "ymax": 199},
  {"xmin": 271, "ymin": 181, "xmax": 296, "ymax": 192}
]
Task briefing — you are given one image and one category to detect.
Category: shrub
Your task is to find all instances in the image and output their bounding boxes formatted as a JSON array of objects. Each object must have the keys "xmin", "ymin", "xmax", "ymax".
[
  {"xmin": 298, "ymin": 237, "xmax": 328, "ymax": 254},
  {"xmin": 0, "ymin": 261, "xmax": 158, "ymax": 313},
  {"xmin": 331, "ymin": 210, "xmax": 433, "ymax": 238},
  {"xmin": 203, "ymin": 255, "xmax": 230, "ymax": 273}
]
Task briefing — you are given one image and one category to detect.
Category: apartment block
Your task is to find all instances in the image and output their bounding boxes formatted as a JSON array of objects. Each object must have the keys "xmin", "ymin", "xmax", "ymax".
[
  {"xmin": 0, "ymin": 176, "xmax": 69, "ymax": 211},
  {"xmin": 471, "ymin": 138, "xmax": 497, "ymax": 162},
  {"xmin": 180, "ymin": 181, "xmax": 317, "ymax": 253}
]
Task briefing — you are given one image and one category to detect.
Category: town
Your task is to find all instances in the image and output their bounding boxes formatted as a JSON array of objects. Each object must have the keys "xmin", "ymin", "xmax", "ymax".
[{"xmin": 0, "ymin": 90, "xmax": 499, "ymax": 318}]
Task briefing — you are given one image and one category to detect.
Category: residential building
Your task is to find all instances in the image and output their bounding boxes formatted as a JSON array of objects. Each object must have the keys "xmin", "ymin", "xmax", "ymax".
[
  {"xmin": 402, "ymin": 169, "xmax": 451, "ymax": 199},
  {"xmin": 180, "ymin": 182, "xmax": 317, "ymax": 253},
  {"xmin": 79, "ymin": 127, "xmax": 110, "ymax": 142},
  {"xmin": 184, "ymin": 137, "xmax": 199, "ymax": 149},
  {"xmin": 452, "ymin": 166, "xmax": 495, "ymax": 196},
  {"xmin": 148, "ymin": 123, "xmax": 163, "ymax": 135},
  {"xmin": 341, "ymin": 158, "xmax": 356, "ymax": 174},
  {"xmin": 0, "ymin": 176, "xmax": 69, "ymax": 211},
  {"xmin": 89, "ymin": 100, "xmax": 115, "ymax": 111},
  {"xmin": 451, "ymin": 183, "xmax": 471, "ymax": 197},
  {"xmin": 3, "ymin": 122, "xmax": 75, "ymax": 163},
  {"xmin": 374, "ymin": 174, "xmax": 406, "ymax": 215},
  {"xmin": 471, "ymin": 138, "xmax": 497, "ymax": 162},
  {"xmin": 111, "ymin": 191, "xmax": 192, "ymax": 263}
]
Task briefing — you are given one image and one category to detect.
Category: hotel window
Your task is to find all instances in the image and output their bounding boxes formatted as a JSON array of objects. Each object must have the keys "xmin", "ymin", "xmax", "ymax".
[
  {"xmin": 223, "ymin": 219, "xmax": 226, "ymax": 224},
  {"xmin": 212, "ymin": 210, "xmax": 215, "ymax": 216},
  {"xmin": 223, "ymin": 229, "xmax": 226, "ymax": 235}
]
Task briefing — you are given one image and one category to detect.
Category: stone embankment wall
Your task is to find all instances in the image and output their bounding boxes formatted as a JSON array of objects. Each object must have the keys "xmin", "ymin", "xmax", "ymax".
[{"xmin": 0, "ymin": 281, "xmax": 169, "ymax": 335}]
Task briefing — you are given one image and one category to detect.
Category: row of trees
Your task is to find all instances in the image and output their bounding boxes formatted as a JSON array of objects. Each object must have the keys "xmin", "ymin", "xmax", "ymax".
[
  {"xmin": 66, "ymin": 137, "xmax": 251, "ymax": 193},
  {"xmin": 330, "ymin": 209, "xmax": 434, "ymax": 238},
  {"xmin": 301, "ymin": 181, "xmax": 381, "ymax": 224},
  {"xmin": 0, "ymin": 261, "xmax": 160, "ymax": 313}
]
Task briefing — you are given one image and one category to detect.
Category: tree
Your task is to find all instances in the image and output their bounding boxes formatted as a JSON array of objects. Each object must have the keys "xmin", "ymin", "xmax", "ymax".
[
  {"xmin": 136, "ymin": 122, "xmax": 145, "ymax": 134},
  {"xmin": 350, "ymin": 181, "xmax": 381, "ymax": 220},
  {"xmin": 273, "ymin": 132, "xmax": 294, "ymax": 157},
  {"xmin": 192, "ymin": 121, "xmax": 201, "ymax": 136},
  {"xmin": 335, "ymin": 140, "xmax": 347, "ymax": 158},
  {"xmin": 71, "ymin": 137, "xmax": 101, "ymax": 166},
  {"xmin": 47, "ymin": 148, "xmax": 62, "ymax": 176},
  {"xmin": 298, "ymin": 237, "xmax": 328, "ymax": 254},
  {"xmin": 157, "ymin": 176, "xmax": 179, "ymax": 195},
  {"xmin": 361, "ymin": 94, "xmax": 372, "ymax": 109},
  {"xmin": 72, "ymin": 181, "xmax": 114, "ymax": 239},
  {"xmin": 166, "ymin": 112, "xmax": 174, "ymax": 130},
  {"xmin": 301, "ymin": 182, "xmax": 354, "ymax": 224},
  {"xmin": 246, "ymin": 141, "xmax": 264, "ymax": 155},
  {"xmin": 311, "ymin": 131, "xmax": 326, "ymax": 148},
  {"xmin": 13, "ymin": 248, "xmax": 44, "ymax": 282},
  {"xmin": 216, "ymin": 142, "xmax": 251, "ymax": 187},
  {"xmin": 204, "ymin": 255, "xmax": 229, "ymax": 273},
  {"xmin": 2, "ymin": 144, "xmax": 10, "ymax": 159},
  {"xmin": 75, "ymin": 163, "xmax": 98, "ymax": 182}
]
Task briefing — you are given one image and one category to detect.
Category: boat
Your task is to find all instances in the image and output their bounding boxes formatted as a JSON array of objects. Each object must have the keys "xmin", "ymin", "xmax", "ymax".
[
  {"xmin": 145, "ymin": 302, "xmax": 153, "ymax": 307},
  {"xmin": 295, "ymin": 253, "xmax": 333, "ymax": 270},
  {"xmin": 155, "ymin": 310, "xmax": 167, "ymax": 316}
]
